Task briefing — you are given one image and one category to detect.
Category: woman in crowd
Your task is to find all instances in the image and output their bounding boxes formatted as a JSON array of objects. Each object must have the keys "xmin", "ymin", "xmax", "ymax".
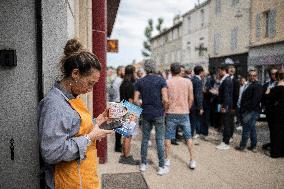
[
  {"xmin": 266, "ymin": 70, "xmax": 284, "ymax": 158},
  {"xmin": 119, "ymin": 65, "xmax": 140, "ymax": 165},
  {"xmin": 38, "ymin": 38, "xmax": 112, "ymax": 189}
]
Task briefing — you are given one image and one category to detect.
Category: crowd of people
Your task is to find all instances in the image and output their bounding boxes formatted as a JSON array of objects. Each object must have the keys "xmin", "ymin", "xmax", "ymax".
[{"xmin": 108, "ymin": 59, "xmax": 284, "ymax": 176}]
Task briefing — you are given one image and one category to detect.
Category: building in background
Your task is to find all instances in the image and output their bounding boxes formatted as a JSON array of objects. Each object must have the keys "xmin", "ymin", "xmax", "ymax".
[
  {"xmin": 0, "ymin": 0, "xmax": 120, "ymax": 188},
  {"xmin": 182, "ymin": 0, "xmax": 210, "ymax": 70},
  {"xmin": 209, "ymin": 0, "xmax": 250, "ymax": 76},
  {"xmin": 248, "ymin": 0, "xmax": 284, "ymax": 83},
  {"xmin": 150, "ymin": 18, "xmax": 183, "ymax": 71}
]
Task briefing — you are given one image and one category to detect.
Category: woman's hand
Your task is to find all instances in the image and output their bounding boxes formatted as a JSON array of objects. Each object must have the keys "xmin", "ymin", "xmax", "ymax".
[
  {"xmin": 88, "ymin": 125, "xmax": 113, "ymax": 141},
  {"xmin": 96, "ymin": 109, "xmax": 110, "ymax": 126}
]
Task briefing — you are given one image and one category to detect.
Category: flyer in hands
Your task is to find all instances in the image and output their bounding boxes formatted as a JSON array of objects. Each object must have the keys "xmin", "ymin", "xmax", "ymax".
[{"xmin": 107, "ymin": 100, "xmax": 143, "ymax": 137}]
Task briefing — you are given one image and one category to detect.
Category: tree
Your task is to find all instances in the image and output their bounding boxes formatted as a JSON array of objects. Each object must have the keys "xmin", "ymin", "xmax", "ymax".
[
  {"xmin": 142, "ymin": 19, "xmax": 153, "ymax": 57},
  {"xmin": 142, "ymin": 17, "xmax": 166, "ymax": 58},
  {"xmin": 156, "ymin": 17, "xmax": 164, "ymax": 34}
]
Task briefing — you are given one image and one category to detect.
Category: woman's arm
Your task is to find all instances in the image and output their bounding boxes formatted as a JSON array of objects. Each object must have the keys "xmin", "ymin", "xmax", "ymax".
[{"xmin": 39, "ymin": 101, "xmax": 89, "ymax": 164}]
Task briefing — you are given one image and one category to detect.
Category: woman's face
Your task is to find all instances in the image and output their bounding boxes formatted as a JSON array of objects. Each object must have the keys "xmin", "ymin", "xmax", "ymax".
[{"xmin": 72, "ymin": 68, "xmax": 101, "ymax": 95}]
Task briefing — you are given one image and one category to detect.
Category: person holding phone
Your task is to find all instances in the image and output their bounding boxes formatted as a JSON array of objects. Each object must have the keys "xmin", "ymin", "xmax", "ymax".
[{"xmin": 38, "ymin": 39, "xmax": 112, "ymax": 189}]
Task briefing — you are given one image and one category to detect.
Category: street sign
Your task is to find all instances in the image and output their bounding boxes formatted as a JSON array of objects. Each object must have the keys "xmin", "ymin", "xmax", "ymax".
[{"xmin": 107, "ymin": 39, "xmax": 119, "ymax": 53}]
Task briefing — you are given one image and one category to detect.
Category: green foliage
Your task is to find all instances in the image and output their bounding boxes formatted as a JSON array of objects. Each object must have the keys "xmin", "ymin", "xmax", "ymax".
[
  {"xmin": 142, "ymin": 17, "xmax": 165, "ymax": 57},
  {"xmin": 156, "ymin": 17, "xmax": 164, "ymax": 33},
  {"xmin": 142, "ymin": 19, "xmax": 154, "ymax": 57}
]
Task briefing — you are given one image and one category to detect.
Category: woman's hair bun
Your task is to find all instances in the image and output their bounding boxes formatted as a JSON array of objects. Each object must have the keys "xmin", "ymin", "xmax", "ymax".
[{"xmin": 64, "ymin": 38, "xmax": 83, "ymax": 56}]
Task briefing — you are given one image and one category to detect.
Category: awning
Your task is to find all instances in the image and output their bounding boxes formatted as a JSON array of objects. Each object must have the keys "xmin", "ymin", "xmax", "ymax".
[{"xmin": 107, "ymin": 0, "xmax": 121, "ymax": 37}]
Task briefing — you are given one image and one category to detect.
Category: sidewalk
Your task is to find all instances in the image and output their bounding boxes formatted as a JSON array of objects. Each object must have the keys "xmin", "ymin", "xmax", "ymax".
[{"xmin": 98, "ymin": 127, "xmax": 284, "ymax": 189}]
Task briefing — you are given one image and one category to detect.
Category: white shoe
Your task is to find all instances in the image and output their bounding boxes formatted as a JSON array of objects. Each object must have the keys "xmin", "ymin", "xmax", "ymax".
[
  {"xmin": 236, "ymin": 126, "xmax": 242, "ymax": 131},
  {"xmin": 229, "ymin": 138, "xmax": 233, "ymax": 143},
  {"xmin": 189, "ymin": 160, "xmax": 197, "ymax": 169},
  {"xmin": 216, "ymin": 142, "xmax": 230, "ymax": 150},
  {"xmin": 157, "ymin": 166, "xmax": 169, "ymax": 176},
  {"xmin": 165, "ymin": 159, "xmax": 170, "ymax": 167},
  {"xmin": 140, "ymin": 163, "xmax": 148, "ymax": 172},
  {"xmin": 204, "ymin": 136, "xmax": 210, "ymax": 141},
  {"xmin": 193, "ymin": 134, "xmax": 200, "ymax": 139},
  {"xmin": 148, "ymin": 141, "xmax": 152, "ymax": 147}
]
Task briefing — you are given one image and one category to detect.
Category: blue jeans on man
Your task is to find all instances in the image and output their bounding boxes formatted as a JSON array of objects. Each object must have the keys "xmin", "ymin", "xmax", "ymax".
[
  {"xmin": 140, "ymin": 116, "xmax": 165, "ymax": 168},
  {"xmin": 165, "ymin": 114, "xmax": 192, "ymax": 140},
  {"xmin": 240, "ymin": 111, "xmax": 259, "ymax": 148}
]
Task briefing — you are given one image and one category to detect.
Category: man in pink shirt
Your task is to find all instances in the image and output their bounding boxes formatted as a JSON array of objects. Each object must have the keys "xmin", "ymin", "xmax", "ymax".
[{"xmin": 164, "ymin": 63, "xmax": 197, "ymax": 170}]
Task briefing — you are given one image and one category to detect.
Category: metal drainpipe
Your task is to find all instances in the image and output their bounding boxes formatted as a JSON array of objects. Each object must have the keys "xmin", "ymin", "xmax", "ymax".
[
  {"xmin": 35, "ymin": 0, "xmax": 44, "ymax": 188},
  {"xmin": 35, "ymin": 0, "xmax": 43, "ymax": 101}
]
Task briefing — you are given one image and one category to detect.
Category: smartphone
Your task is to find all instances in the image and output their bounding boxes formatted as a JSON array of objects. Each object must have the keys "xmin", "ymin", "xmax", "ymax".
[{"xmin": 100, "ymin": 120, "xmax": 122, "ymax": 130}]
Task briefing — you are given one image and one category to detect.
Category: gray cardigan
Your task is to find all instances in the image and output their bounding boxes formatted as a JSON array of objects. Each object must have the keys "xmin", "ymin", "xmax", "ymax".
[{"xmin": 38, "ymin": 82, "xmax": 90, "ymax": 189}]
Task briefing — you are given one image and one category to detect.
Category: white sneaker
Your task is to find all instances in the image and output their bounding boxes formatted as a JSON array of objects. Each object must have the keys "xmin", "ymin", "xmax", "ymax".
[
  {"xmin": 193, "ymin": 134, "xmax": 200, "ymax": 139},
  {"xmin": 216, "ymin": 142, "xmax": 230, "ymax": 150},
  {"xmin": 204, "ymin": 135, "xmax": 210, "ymax": 141},
  {"xmin": 148, "ymin": 141, "xmax": 152, "ymax": 147},
  {"xmin": 157, "ymin": 166, "xmax": 169, "ymax": 175},
  {"xmin": 165, "ymin": 159, "xmax": 170, "ymax": 167},
  {"xmin": 236, "ymin": 126, "xmax": 242, "ymax": 131},
  {"xmin": 140, "ymin": 163, "xmax": 148, "ymax": 172},
  {"xmin": 229, "ymin": 138, "xmax": 233, "ymax": 143},
  {"xmin": 189, "ymin": 160, "xmax": 197, "ymax": 169}
]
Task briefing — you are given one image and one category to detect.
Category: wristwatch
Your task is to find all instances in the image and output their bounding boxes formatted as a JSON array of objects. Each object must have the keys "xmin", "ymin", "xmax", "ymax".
[{"xmin": 84, "ymin": 134, "xmax": 92, "ymax": 146}]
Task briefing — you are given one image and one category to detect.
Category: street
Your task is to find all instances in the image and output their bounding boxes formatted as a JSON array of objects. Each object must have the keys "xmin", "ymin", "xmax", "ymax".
[{"xmin": 99, "ymin": 123, "xmax": 284, "ymax": 189}]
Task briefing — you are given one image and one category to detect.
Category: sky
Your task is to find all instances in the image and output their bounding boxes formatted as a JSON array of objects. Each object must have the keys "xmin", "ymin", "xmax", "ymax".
[{"xmin": 107, "ymin": 0, "xmax": 206, "ymax": 68}]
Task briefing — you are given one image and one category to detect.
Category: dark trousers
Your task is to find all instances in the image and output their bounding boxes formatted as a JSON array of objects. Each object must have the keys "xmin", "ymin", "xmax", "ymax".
[
  {"xmin": 222, "ymin": 111, "xmax": 234, "ymax": 144},
  {"xmin": 229, "ymin": 111, "xmax": 235, "ymax": 138},
  {"xmin": 266, "ymin": 112, "xmax": 274, "ymax": 142},
  {"xmin": 115, "ymin": 132, "xmax": 122, "ymax": 149},
  {"xmin": 202, "ymin": 101, "xmax": 211, "ymax": 136},
  {"xmin": 190, "ymin": 110, "xmax": 202, "ymax": 136}
]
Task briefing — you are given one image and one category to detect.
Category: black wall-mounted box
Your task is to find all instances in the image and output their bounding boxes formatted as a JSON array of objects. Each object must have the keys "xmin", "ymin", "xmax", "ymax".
[{"xmin": 0, "ymin": 49, "xmax": 17, "ymax": 67}]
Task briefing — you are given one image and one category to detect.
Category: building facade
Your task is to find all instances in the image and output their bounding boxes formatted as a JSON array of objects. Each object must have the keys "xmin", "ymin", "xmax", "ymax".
[
  {"xmin": 209, "ymin": 0, "xmax": 250, "ymax": 76},
  {"xmin": 248, "ymin": 0, "xmax": 284, "ymax": 83},
  {"xmin": 150, "ymin": 21, "xmax": 183, "ymax": 71},
  {"xmin": 182, "ymin": 0, "xmax": 210, "ymax": 70}
]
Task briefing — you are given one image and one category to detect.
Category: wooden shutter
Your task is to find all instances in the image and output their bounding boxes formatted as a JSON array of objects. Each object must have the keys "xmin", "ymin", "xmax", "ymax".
[
  {"xmin": 268, "ymin": 9, "xmax": 276, "ymax": 38},
  {"xmin": 256, "ymin": 13, "xmax": 261, "ymax": 38}
]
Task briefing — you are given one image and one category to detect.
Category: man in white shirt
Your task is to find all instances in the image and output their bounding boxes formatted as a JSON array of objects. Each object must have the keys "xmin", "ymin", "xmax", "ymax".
[{"xmin": 111, "ymin": 66, "xmax": 125, "ymax": 103}]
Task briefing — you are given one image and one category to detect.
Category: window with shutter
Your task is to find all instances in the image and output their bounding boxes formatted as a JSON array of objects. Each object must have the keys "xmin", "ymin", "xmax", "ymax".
[
  {"xmin": 231, "ymin": 27, "xmax": 238, "ymax": 51},
  {"xmin": 232, "ymin": 0, "xmax": 239, "ymax": 7},
  {"xmin": 215, "ymin": 0, "xmax": 221, "ymax": 15},
  {"xmin": 214, "ymin": 33, "xmax": 221, "ymax": 55},
  {"xmin": 256, "ymin": 13, "xmax": 261, "ymax": 38},
  {"xmin": 268, "ymin": 9, "xmax": 276, "ymax": 38}
]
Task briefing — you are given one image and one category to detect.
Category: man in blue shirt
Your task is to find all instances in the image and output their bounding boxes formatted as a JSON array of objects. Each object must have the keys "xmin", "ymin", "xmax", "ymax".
[{"xmin": 134, "ymin": 59, "xmax": 169, "ymax": 176}]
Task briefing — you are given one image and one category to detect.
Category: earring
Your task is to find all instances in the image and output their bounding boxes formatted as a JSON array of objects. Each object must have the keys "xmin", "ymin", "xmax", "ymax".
[
  {"xmin": 75, "ymin": 80, "xmax": 78, "ymax": 83},
  {"xmin": 69, "ymin": 83, "xmax": 72, "ymax": 86}
]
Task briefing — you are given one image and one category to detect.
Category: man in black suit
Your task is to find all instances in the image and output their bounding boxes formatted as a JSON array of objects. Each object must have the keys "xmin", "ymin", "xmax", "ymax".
[
  {"xmin": 225, "ymin": 58, "xmax": 240, "ymax": 141},
  {"xmin": 216, "ymin": 64, "xmax": 233, "ymax": 150},
  {"xmin": 235, "ymin": 70, "xmax": 263, "ymax": 152},
  {"xmin": 190, "ymin": 66, "xmax": 205, "ymax": 139}
]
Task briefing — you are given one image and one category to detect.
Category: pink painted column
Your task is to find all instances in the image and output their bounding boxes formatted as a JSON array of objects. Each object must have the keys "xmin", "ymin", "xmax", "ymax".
[{"xmin": 92, "ymin": 0, "xmax": 107, "ymax": 164}]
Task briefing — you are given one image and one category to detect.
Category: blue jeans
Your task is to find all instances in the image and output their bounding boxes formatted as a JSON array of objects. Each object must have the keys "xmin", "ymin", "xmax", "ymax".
[
  {"xmin": 165, "ymin": 114, "xmax": 192, "ymax": 140},
  {"xmin": 240, "ymin": 111, "xmax": 259, "ymax": 148},
  {"xmin": 140, "ymin": 116, "xmax": 165, "ymax": 167}
]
